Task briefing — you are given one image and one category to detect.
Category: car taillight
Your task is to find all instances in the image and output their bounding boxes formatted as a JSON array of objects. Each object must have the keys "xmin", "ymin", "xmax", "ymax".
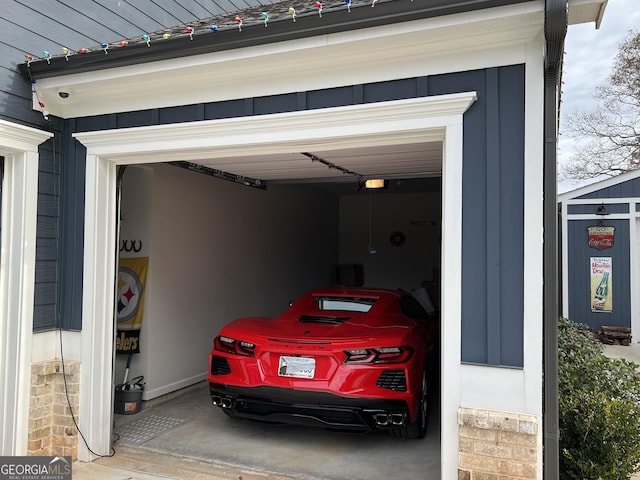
[
  {"xmin": 214, "ymin": 335, "xmax": 256, "ymax": 357},
  {"xmin": 343, "ymin": 346, "xmax": 413, "ymax": 364}
]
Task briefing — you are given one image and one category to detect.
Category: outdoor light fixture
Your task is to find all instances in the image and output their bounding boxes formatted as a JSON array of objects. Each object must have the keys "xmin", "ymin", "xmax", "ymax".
[
  {"xmin": 364, "ymin": 179, "xmax": 387, "ymax": 189},
  {"xmin": 596, "ymin": 203, "xmax": 608, "ymax": 216}
]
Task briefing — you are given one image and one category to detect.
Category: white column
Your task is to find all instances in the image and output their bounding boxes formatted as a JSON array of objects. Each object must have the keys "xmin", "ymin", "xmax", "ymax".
[
  {"xmin": 79, "ymin": 153, "xmax": 118, "ymax": 460},
  {"xmin": 440, "ymin": 118, "xmax": 464, "ymax": 479},
  {"xmin": 0, "ymin": 120, "xmax": 52, "ymax": 455}
]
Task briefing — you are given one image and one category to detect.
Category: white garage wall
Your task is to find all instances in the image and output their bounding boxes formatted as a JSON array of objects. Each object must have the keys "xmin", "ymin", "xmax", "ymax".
[
  {"xmin": 117, "ymin": 163, "xmax": 340, "ymax": 399},
  {"xmin": 339, "ymin": 191, "xmax": 441, "ymax": 291},
  {"xmin": 115, "ymin": 165, "xmax": 153, "ymax": 388}
]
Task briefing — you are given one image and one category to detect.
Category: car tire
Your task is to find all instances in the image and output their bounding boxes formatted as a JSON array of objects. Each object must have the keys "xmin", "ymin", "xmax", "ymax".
[{"xmin": 390, "ymin": 370, "xmax": 428, "ymax": 439}]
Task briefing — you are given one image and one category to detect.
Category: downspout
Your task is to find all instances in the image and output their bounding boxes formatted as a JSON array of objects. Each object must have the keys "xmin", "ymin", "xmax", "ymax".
[{"xmin": 543, "ymin": 0, "xmax": 567, "ymax": 478}]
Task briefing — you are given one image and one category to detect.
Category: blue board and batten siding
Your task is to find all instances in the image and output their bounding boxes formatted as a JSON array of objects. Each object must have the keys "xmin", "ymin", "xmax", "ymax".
[
  {"xmin": 60, "ymin": 65, "xmax": 526, "ymax": 367},
  {"xmin": 0, "ymin": 25, "xmax": 62, "ymax": 331}
]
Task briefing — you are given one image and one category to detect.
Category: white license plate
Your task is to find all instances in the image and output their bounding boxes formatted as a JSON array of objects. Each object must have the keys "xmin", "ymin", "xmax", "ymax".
[{"xmin": 278, "ymin": 356, "xmax": 315, "ymax": 379}]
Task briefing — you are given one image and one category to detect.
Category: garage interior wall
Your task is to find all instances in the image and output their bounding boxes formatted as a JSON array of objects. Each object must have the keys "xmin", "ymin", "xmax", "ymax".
[
  {"xmin": 339, "ymin": 191, "xmax": 441, "ymax": 290},
  {"xmin": 117, "ymin": 163, "xmax": 441, "ymax": 398},
  {"xmin": 117, "ymin": 163, "xmax": 339, "ymax": 397}
]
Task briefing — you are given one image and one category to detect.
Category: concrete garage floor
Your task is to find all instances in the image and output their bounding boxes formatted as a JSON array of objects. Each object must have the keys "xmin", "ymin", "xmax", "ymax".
[{"xmin": 88, "ymin": 381, "xmax": 441, "ymax": 480}]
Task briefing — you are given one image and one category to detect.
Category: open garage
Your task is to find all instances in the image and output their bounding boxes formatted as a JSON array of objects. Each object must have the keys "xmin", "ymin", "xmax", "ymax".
[{"xmin": 109, "ymin": 129, "xmax": 445, "ymax": 477}]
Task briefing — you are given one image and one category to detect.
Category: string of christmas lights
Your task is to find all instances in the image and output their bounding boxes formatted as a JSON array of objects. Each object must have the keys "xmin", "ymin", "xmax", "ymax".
[
  {"xmin": 22, "ymin": 0, "xmax": 393, "ymax": 66},
  {"xmin": 23, "ymin": 0, "xmax": 400, "ymax": 120}
]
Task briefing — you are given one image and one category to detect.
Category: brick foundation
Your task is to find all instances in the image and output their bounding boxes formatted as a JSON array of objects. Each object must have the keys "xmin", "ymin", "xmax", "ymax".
[
  {"xmin": 28, "ymin": 360, "xmax": 80, "ymax": 459},
  {"xmin": 458, "ymin": 407, "xmax": 539, "ymax": 480}
]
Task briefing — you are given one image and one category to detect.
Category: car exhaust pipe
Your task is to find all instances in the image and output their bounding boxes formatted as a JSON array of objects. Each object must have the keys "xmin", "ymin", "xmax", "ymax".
[
  {"xmin": 390, "ymin": 413, "xmax": 405, "ymax": 426},
  {"xmin": 372, "ymin": 413, "xmax": 405, "ymax": 427},
  {"xmin": 212, "ymin": 396, "xmax": 234, "ymax": 409},
  {"xmin": 374, "ymin": 414, "xmax": 390, "ymax": 426}
]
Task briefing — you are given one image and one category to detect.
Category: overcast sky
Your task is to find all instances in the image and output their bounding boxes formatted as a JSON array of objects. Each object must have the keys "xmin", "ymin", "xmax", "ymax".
[{"xmin": 558, "ymin": 0, "xmax": 640, "ymax": 193}]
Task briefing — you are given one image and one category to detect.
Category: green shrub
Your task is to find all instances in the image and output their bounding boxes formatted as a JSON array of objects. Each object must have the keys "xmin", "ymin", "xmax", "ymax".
[{"xmin": 558, "ymin": 317, "xmax": 640, "ymax": 479}]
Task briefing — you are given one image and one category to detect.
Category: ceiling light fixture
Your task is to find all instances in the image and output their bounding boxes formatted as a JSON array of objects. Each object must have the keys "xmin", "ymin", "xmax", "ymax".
[{"xmin": 364, "ymin": 179, "xmax": 387, "ymax": 189}]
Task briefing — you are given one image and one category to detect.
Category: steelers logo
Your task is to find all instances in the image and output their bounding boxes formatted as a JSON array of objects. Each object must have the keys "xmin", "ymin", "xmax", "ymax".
[{"xmin": 117, "ymin": 266, "xmax": 144, "ymax": 323}]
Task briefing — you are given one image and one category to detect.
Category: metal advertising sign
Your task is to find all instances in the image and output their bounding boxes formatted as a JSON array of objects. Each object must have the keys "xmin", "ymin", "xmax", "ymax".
[
  {"xmin": 591, "ymin": 256, "xmax": 612, "ymax": 312},
  {"xmin": 587, "ymin": 225, "xmax": 615, "ymax": 250}
]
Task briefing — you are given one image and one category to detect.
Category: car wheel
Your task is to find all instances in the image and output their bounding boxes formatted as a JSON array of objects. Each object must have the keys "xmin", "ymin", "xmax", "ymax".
[{"xmin": 390, "ymin": 370, "xmax": 428, "ymax": 439}]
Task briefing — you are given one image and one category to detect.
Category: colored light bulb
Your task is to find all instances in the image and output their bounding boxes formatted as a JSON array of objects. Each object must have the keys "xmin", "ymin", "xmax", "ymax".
[
  {"xmin": 210, "ymin": 25, "xmax": 218, "ymax": 32},
  {"xmin": 142, "ymin": 34, "xmax": 150, "ymax": 47},
  {"xmin": 163, "ymin": 33, "xmax": 171, "ymax": 40}
]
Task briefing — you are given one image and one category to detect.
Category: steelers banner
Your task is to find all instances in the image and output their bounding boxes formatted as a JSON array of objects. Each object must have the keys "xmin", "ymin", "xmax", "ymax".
[{"xmin": 116, "ymin": 257, "xmax": 148, "ymax": 354}]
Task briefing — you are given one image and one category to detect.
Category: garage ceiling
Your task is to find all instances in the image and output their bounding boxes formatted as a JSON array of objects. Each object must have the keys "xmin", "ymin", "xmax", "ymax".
[{"xmin": 188, "ymin": 140, "xmax": 443, "ymax": 194}]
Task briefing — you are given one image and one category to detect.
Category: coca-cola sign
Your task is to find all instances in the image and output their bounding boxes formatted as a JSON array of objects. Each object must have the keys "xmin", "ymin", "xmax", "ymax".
[{"xmin": 587, "ymin": 226, "xmax": 615, "ymax": 250}]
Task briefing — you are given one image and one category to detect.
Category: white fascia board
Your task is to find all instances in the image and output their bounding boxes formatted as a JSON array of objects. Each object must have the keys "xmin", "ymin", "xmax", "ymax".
[
  {"xmin": 567, "ymin": 0, "xmax": 608, "ymax": 27},
  {"xmin": 558, "ymin": 170, "xmax": 640, "ymax": 203},
  {"xmin": 35, "ymin": 3, "xmax": 542, "ymax": 118}
]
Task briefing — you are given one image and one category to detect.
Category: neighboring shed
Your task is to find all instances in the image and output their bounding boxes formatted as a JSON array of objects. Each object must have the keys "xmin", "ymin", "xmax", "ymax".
[{"xmin": 559, "ymin": 169, "xmax": 640, "ymax": 343}]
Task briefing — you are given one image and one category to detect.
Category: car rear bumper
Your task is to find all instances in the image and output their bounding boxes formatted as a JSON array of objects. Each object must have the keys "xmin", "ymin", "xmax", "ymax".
[{"xmin": 209, "ymin": 382, "xmax": 410, "ymax": 432}]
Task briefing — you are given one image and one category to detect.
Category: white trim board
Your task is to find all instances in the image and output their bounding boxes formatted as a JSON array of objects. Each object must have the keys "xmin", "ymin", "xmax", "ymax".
[{"xmin": 0, "ymin": 120, "xmax": 52, "ymax": 455}]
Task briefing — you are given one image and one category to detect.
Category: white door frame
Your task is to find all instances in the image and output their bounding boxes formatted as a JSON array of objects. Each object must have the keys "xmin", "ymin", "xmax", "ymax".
[
  {"xmin": 73, "ymin": 93, "xmax": 476, "ymax": 478},
  {"xmin": 0, "ymin": 120, "xmax": 53, "ymax": 455}
]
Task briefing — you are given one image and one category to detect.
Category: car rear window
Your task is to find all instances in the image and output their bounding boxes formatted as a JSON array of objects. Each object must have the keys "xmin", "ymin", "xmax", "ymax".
[{"xmin": 314, "ymin": 296, "xmax": 376, "ymax": 313}]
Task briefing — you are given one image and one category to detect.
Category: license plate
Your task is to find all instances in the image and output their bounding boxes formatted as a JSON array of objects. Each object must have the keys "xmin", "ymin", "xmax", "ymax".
[{"xmin": 278, "ymin": 356, "xmax": 315, "ymax": 379}]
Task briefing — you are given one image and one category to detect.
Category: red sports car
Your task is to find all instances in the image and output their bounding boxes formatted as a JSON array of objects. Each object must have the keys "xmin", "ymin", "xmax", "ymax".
[{"xmin": 208, "ymin": 286, "xmax": 439, "ymax": 439}]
